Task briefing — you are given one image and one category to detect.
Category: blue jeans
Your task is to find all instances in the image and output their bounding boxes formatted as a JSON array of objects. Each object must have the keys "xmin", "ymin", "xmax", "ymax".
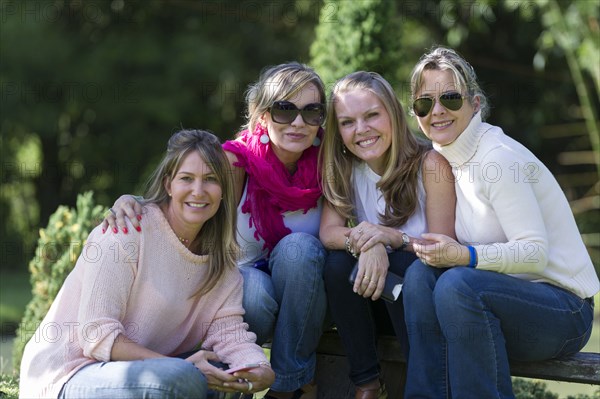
[
  {"xmin": 239, "ymin": 232, "xmax": 327, "ymax": 392},
  {"xmin": 59, "ymin": 358, "xmax": 209, "ymax": 398},
  {"xmin": 323, "ymin": 249, "xmax": 418, "ymax": 386},
  {"xmin": 403, "ymin": 261, "xmax": 595, "ymax": 399}
]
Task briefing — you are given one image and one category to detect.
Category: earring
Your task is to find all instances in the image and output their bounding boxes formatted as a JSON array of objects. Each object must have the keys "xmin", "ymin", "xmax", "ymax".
[
  {"xmin": 256, "ymin": 123, "xmax": 270, "ymax": 145},
  {"xmin": 312, "ymin": 137, "xmax": 321, "ymax": 147},
  {"xmin": 260, "ymin": 133, "xmax": 270, "ymax": 144},
  {"xmin": 342, "ymin": 146, "xmax": 347, "ymax": 154}
]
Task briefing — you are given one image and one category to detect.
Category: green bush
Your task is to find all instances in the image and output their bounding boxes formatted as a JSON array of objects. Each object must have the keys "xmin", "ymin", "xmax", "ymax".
[
  {"xmin": 310, "ymin": 0, "xmax": 402, "ymax": 86},
  {"xmin": 0, "ymin": 374, "xmax": 20, "ymax": 399},
  {"xmin": 513, "ymin": 378, "xmax": 600, "ymax": 399},
  {"xmin": 12, "ymin": 192, "xmax": 107, "ymax": 371},
  {"xmin": 513, "ymin": 378, "xmax": 559, "ymax": 399}
]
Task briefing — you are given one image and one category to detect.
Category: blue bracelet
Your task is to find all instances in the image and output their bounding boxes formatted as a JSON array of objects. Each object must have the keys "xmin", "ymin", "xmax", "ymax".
[{"xmin": 467, "ymin": 246, "xmax": 477, "ymax": 268}]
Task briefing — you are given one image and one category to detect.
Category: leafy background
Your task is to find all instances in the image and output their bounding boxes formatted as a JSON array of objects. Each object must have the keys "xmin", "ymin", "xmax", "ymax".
[{"xmin": 0, "ymin": 0, "xmax": 598, "ymax": 397}]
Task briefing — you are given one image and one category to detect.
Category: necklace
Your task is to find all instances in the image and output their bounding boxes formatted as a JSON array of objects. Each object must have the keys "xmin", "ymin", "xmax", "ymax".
[{"xmin": 178, "ymin": 236, "xmax": 190, "ymax": 245}]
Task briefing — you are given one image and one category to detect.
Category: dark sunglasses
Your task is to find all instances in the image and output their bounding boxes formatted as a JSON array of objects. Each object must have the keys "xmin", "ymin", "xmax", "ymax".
[
  {"xmin": 412, "ymin": 92, "xmax": 464, "ymax": 117},
  {"xmin": 270, "ymin": 101, "xmax": 325, "ymax": 126}
]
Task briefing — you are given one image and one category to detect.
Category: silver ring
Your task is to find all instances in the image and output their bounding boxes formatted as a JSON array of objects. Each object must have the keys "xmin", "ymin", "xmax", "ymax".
[
  {"xmin": 358, "ymin": 228, "xmax": 363, "ymax": 234},
  {"xmin": 109, "ymin": 208, "xmax": 116, "ymax": 216},
  {"xmin": 247, "ymin": 381, "xmax": 253, "ymax": 392}
]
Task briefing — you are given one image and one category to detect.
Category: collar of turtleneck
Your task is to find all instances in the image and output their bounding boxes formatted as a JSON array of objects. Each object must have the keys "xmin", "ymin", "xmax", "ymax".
[{"xmin": 433, "ymin": 111, "xmax": 492, "ymax": 167}]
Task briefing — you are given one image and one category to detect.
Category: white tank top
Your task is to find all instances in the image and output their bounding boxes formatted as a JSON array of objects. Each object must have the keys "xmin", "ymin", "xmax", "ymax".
[
  {"xmin": 352, "ymin": 161, "xmax": 427, "ymax": 238},
  {"xmin": 235, "ymin": 181, "xmax": 323, "ymax": 266}
]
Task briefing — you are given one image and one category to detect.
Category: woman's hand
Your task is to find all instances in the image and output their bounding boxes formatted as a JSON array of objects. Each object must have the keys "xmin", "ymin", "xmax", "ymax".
[
  {"xmin": 347, "ymin": 222, "xmax": 390, "ymax": 254},
  {"xmin": 352, "ymin": 243, "xmax": 389, "ymax": 301},
  {"xmin": 224, "ymin": 363, "xmax": 275, "ymax": 394},
  {"xmin": 185, "ymin": 351, "xmax": 274, "ymax": 394},
  {"xmin": 184, "ymin": 351, "xmax": 242, "ymax": 394},
  {"xmin": 100, "ymin": 195, "xmax": 143, "ymax": 234},
  {"xmin": 413, "ymin": 233, "xmax": 470, "ymax": 268}
]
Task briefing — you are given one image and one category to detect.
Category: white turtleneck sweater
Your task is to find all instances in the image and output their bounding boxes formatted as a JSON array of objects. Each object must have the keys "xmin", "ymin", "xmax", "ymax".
[{"xmin": 434, "ymin": 112, "xmax": 599, "ymax": 300}]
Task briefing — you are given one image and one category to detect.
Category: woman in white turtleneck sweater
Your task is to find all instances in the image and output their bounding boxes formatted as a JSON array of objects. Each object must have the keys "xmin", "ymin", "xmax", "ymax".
[{"xmin": 402, "ymin": 47, "xmax": 599, "ymax": 399}]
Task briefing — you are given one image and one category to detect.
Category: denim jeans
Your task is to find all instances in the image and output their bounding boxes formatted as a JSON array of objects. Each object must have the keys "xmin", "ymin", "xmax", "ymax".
[
  {"xmin": 403, "ymin": 261, "xmax": 595, "ymax": 399},
  {"xmin": 239, "ymin": 232, "xmax": 327, "ymax": 392},
  {"xmin": 323, "ymin": 249, "xmax": 418, "ymax": 386},
  {"xmin": 59, "ymin": 358, "xmax": 209, "ymax": 398}
]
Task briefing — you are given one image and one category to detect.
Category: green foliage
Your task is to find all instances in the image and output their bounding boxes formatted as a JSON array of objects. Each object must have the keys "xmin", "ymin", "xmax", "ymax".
[
  {"xmin": 0, "ymin": 132, "xmax": 42, "ymax": 271},
  {"xmin": 510, "ymin": 0, "xmax": 600, "ymax": 172},
  {"xmin": 0, "ymin": 270, "xmax": 32, "ymax": 332},
  {"xmin": 309, "ymin": 0, "xmax": 599, "ymax": 270},
  {"xmin": 513, "ymin": 378, "xmax": 559, "ymax": 399},
  {"xmin": 0, "ymin": 374, "xmax": 19, "ymax": 399},
  {"xmin": 569, "ymin": 390, "xmax": 600, "ymax": 399},
  {"xmin": 310, "ymin": 0, "xmax": 403, "ymax": 87},
  {"xmin": 1, "ymin": 0, "xmax": 597, "ymax": 281},
  {"xmin": 512, "ymin": 378, "xmax": 600, "ymax": 399},
  {"xmin": 12, "ymin": 192, "xmax": 107, "ymax": 371},
  {"xmin": 567, "ymin": 391, "xmax": 600, "ymax": 399},
  {"xmin": 1, "ymin": 0, "xmax": 321, "ymax": 272}
]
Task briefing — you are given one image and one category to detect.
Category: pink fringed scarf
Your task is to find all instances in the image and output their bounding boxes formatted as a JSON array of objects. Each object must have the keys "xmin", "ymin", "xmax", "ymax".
[{"xmin": 222, "ymin": 124, "xmax": 322, "ymax": 252}]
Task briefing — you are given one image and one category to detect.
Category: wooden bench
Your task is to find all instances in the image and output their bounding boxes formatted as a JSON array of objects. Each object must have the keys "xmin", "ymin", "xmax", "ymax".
[{"xmin": 314, "ymin": 330, "xmax": 600, "ymax": 399}]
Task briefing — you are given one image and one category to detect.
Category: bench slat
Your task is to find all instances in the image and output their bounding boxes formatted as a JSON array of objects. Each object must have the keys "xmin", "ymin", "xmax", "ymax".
[
  {"xmin": 317, "ymin": 331, "xmax": 600, "ymax": 386},
  {"xmin": 510, "ymin": 352, "xmax": 600, "ymax": 385}
]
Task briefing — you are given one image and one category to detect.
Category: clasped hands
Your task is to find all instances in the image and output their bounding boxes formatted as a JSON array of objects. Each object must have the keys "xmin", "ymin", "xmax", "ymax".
[{"xmin": 346, "ymin": 222, "xmax": 394, "ymax": 301}]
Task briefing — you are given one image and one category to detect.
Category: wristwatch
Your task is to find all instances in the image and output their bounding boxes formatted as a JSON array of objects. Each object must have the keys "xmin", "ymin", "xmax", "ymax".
[{"xmin": 399, "ymin": 232, "xmax": 410, "ymax": 250}]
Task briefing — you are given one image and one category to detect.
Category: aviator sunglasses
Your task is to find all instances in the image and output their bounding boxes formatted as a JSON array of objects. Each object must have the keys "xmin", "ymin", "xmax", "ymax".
[
  {"xmin": 270, "ymin": 101, "xmax": 326, "ymax": 126},
  {"xmin": 412, "ymin": 91, "xmax": 464, "ymax": 117}
]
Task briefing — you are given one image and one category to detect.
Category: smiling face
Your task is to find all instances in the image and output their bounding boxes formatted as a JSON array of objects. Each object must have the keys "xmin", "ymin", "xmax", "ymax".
[
  {"xmin": 262, "ymin": 82, "xmax": 322, "ymax": 166},
  {"xmin": 414, "ymin": 69, "xmax": 479, "ymax": 146},
  {"xmin": 164, "ymin": 150, "xmax": 222, "ymax": 240},
  {"xmin": 335, "ymin": 89, "xmax": 392, "ymax": 175}
]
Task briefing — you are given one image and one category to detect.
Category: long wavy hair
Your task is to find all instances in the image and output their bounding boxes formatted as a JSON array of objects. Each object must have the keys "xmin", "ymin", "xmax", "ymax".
[
  {"xmin": 409, "ymin": 46, "xmax": 489, "ymax": 120},
  {"xmin": 144, "ymin": 129, "xmax": 238, "ymax": 296},
  {"xmin": 320, "ymin": 71, "xmax": 430, "ymax": 227}
]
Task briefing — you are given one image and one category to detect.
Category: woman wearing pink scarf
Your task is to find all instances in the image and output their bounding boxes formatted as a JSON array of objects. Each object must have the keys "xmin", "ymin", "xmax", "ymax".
[
  {"xmin": 103, "ymin": 62, "xmax": 327, "ymax": 399},
  {"xmin": 222, "ymin": 62, "xmax": 326, "ymax": 399}
]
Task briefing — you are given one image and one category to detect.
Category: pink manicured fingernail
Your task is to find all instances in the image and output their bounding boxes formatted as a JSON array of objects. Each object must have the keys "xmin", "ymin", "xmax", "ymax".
[
  {"xmin": 122, "ymin": 227, "xmax": 128, "ymax": 234},
  {"xmin": 102, "ymin": 228, "xmax": 106, "ymax": 234},
  {"xmin": 135, "ymin": 226, "xmax": 141, "ymax": 232},
  {"xmin": 136, "ymin": 215, "xmax": 142, "ymax": 221},
  {"xmin": 112, "ymin": 227, "xmax": 118, "ymax": 234}
]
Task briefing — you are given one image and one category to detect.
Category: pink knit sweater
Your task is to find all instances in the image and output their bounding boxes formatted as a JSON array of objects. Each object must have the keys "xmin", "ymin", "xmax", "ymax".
[{"xmin": 19, "ymin": 204, "xmax": 267, "ymax": 398}]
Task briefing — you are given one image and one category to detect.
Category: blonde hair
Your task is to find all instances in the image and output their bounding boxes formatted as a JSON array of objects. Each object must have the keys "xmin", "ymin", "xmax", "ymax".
[
  {"xmin": 320, "ymin": 71, "xmax": 430, "ymax": 227},
  {"xmin": 243, "ymin": 62, "xmax": 326, "ymax": 133},
  {"xmin": 144, "ymin": 129, "xmax": 238, "ymax": 296},
  {"xmin": 410, "ymin": 46, "xmax": 489, "ymax": 120}
]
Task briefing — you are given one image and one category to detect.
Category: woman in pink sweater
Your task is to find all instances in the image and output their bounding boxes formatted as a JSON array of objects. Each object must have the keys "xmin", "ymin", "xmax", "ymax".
[{"xmin": 19, "ymin": 130, "xmax": 275, "ymax": 398}]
